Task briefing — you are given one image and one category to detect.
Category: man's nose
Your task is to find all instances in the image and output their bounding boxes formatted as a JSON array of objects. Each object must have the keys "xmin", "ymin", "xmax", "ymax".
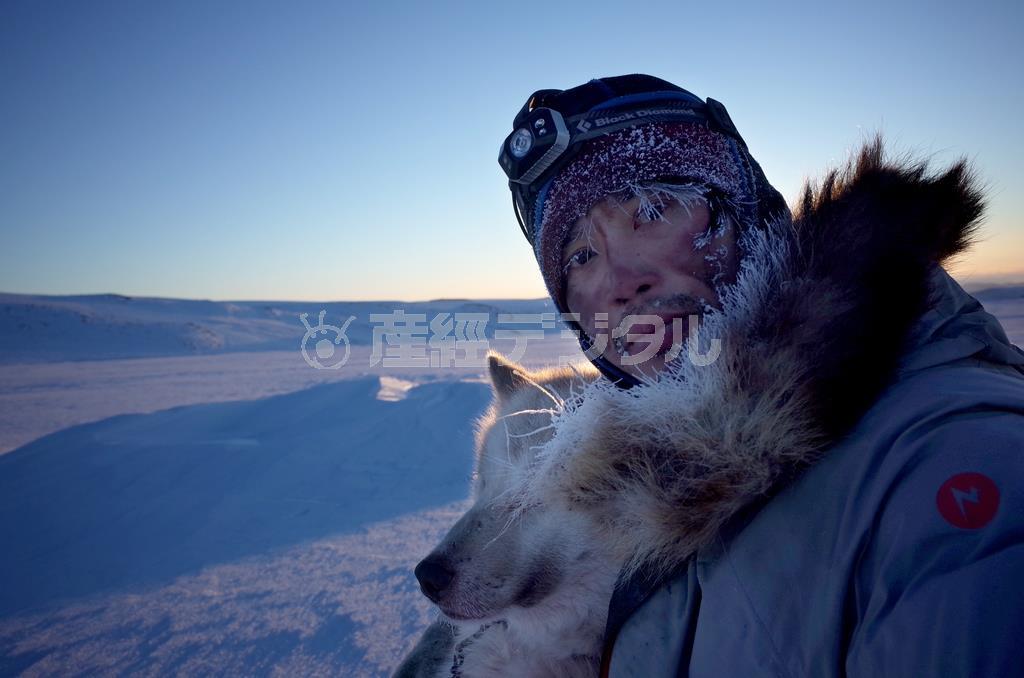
[
  {"xmin": 608, "ymin": 258, "xmax": 659, "ymax": 306},
  {"xmin": 414, "ymin": 554, "xmax": 455, "ymax": 603}
]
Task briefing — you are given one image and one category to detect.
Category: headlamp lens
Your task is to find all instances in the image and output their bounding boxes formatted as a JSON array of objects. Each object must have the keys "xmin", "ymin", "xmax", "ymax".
[{"xmin": 509, "ymin": 128, "xmax": 533, "ymax": 158}]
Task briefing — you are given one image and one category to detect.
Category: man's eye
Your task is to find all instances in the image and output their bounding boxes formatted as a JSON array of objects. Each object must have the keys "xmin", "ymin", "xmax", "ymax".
[{"xmin": 563, "ymin": 247, "xmax": 596, "ymax": 272}]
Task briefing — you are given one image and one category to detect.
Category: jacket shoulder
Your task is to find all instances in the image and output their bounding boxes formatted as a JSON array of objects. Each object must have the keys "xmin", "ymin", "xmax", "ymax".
[
  {"xmin": 840, "ymin": 359, "xmax": 1024, "ymax": 554},
  {"xmin": 843, "ymin": 374, "xmax": 1024, "ymax": 675}
]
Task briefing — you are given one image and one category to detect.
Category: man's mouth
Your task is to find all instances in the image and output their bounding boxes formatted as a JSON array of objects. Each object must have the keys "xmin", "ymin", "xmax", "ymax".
[{"xmin": 619, "ymin": 310, "xmax": 694, "ymax": 359}]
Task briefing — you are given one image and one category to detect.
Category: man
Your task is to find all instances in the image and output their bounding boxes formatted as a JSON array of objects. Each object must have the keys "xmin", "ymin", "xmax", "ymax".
[{"xmin": 498, "ymin": 74, "xmax": 1024, "ymax": 676}]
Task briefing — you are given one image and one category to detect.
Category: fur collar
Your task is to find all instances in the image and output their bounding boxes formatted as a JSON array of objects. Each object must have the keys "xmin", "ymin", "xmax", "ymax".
[{"xmin": 506, "ymin": 137, "xmax": 985, "ymax": 580}]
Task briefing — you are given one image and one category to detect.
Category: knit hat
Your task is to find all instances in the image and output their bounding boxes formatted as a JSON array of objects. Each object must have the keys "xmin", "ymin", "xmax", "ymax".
[{"xmin": 534, "ymin": 120, "xmax": 787, "ymax": 310}]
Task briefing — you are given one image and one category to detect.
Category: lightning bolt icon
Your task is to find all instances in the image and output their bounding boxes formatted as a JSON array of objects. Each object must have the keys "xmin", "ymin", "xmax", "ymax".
[{"xmin": 951, "ymin": 486, "xmax": 980, "ymax": 518}]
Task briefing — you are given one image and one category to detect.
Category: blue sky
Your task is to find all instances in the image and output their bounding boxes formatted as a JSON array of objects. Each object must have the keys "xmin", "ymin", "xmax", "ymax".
[{"xmin": 2, "ymin": 0, "xmax": 1022, "ymax": 301}]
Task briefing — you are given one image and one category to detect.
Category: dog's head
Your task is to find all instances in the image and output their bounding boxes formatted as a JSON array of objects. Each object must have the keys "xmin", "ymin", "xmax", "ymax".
[{"xmin": 414, "ymin": 353, "xmax": 601, "ymax": 621}]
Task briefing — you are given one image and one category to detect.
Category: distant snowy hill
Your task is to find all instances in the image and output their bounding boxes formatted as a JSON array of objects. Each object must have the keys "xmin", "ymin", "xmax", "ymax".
[{"xmin": 0, "ymin": 292, "xmax": 559, "ymax": 364}]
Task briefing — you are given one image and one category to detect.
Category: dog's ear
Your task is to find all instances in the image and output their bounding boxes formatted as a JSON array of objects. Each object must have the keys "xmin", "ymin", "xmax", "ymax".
[{"xmin": 487, "ymin": 352, "xmax": 539, "ymax": 401}]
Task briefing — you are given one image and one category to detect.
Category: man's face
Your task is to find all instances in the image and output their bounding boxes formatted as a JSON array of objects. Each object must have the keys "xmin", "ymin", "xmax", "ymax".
[{"xmin": 562, "ymin": 190, "xmax": 739, "ymax": 379}]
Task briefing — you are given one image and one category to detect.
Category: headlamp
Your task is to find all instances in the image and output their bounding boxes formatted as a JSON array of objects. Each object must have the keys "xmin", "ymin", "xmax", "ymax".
[
  {"xmin": 499, "ymin": 86, "xmax": 749, "ymax": 247},
  {"xmin": 498, "ymin": 107, "xmax": 570, "ymax": 185}
]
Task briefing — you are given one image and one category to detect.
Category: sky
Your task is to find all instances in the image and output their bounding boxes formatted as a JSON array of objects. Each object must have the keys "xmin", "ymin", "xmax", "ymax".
[{"xmin": 1, "ymin": 0, "xmax": 1022, "ymax": 302}]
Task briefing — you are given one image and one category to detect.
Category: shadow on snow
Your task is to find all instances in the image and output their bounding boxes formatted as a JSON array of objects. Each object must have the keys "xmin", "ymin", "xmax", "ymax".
[{"xmin": 0, "ymin": 376, "xmax": 489, "ymax": 617}]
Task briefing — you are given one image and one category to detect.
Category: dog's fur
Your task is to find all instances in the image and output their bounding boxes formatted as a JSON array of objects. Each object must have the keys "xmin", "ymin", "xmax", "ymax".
[
  {"xmin": 394, "ymin": 355, "xmax": 613, "ymax": 678},
  {"xmin": 395, "ymin": 136, "xmax": 986, "ymax": 676}
]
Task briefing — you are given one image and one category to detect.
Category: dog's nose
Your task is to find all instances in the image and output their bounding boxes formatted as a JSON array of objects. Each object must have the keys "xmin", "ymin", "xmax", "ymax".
[{"xmin": 415, "ymin": 555, "xmax": 454, "ymax": 603}]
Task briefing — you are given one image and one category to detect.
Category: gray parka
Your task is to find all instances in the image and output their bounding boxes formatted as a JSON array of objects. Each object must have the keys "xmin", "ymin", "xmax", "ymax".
[{"xmin": 606, "ymin": 266, "xmax": 1024, "ymax": 676}]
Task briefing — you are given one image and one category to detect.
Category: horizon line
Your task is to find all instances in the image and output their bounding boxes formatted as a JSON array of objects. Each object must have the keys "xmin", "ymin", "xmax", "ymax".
[{"xmin": 0, "ymin": 289, "xmax": 556, "ymax": 305}]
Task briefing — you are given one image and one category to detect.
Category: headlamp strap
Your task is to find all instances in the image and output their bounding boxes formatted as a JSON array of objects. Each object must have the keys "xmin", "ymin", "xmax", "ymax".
[{"xmin": 565, "ymin": 99, "xmax": 746, "ymax": 149}]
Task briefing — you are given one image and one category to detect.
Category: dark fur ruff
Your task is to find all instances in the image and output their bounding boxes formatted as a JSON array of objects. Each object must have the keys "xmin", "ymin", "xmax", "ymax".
[
  {"xmin": 786, "ymin": 137, "xmax": 983, "ymax": 438},
  {"xmin": 512, "ymin": 136, "xmax": 986, "ymax": 579}
]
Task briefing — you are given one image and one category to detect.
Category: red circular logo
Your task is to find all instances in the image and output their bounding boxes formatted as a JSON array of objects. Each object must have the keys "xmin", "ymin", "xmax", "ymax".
[{"xmin": 935, "ymin": 472, "xmax": 1000, "ymax": 529}]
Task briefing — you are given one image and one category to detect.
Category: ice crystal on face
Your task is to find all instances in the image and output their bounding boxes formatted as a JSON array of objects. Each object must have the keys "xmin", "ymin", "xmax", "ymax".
[
  {"xmin": 709, "ymin": 250, "xmax": 731, "ymax": 285},
  {"xmin": 633, "ymin": 181, "xmax": 709, "ymax": 225},
  {"xmin": 692, "ymin": 202, "xmax": 737, "ymax": 251}
]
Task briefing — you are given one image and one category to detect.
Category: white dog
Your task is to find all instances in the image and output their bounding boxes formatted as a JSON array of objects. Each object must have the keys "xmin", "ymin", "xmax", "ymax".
[{"xmin": 393, "ymin": 353, "xmax": 618, "ymax": 678}]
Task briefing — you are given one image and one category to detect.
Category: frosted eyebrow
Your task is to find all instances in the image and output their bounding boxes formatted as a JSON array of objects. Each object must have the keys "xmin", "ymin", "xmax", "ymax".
[{"xmin": 639, "ymin": 182, "xmax": 709, "ymax": 217}]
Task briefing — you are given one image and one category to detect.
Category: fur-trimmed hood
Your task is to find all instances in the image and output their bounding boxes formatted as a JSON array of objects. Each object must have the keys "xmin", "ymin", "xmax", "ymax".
[{"xmin": 504, "ymin": 137, "xmax": 988, "ymax": 581}]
